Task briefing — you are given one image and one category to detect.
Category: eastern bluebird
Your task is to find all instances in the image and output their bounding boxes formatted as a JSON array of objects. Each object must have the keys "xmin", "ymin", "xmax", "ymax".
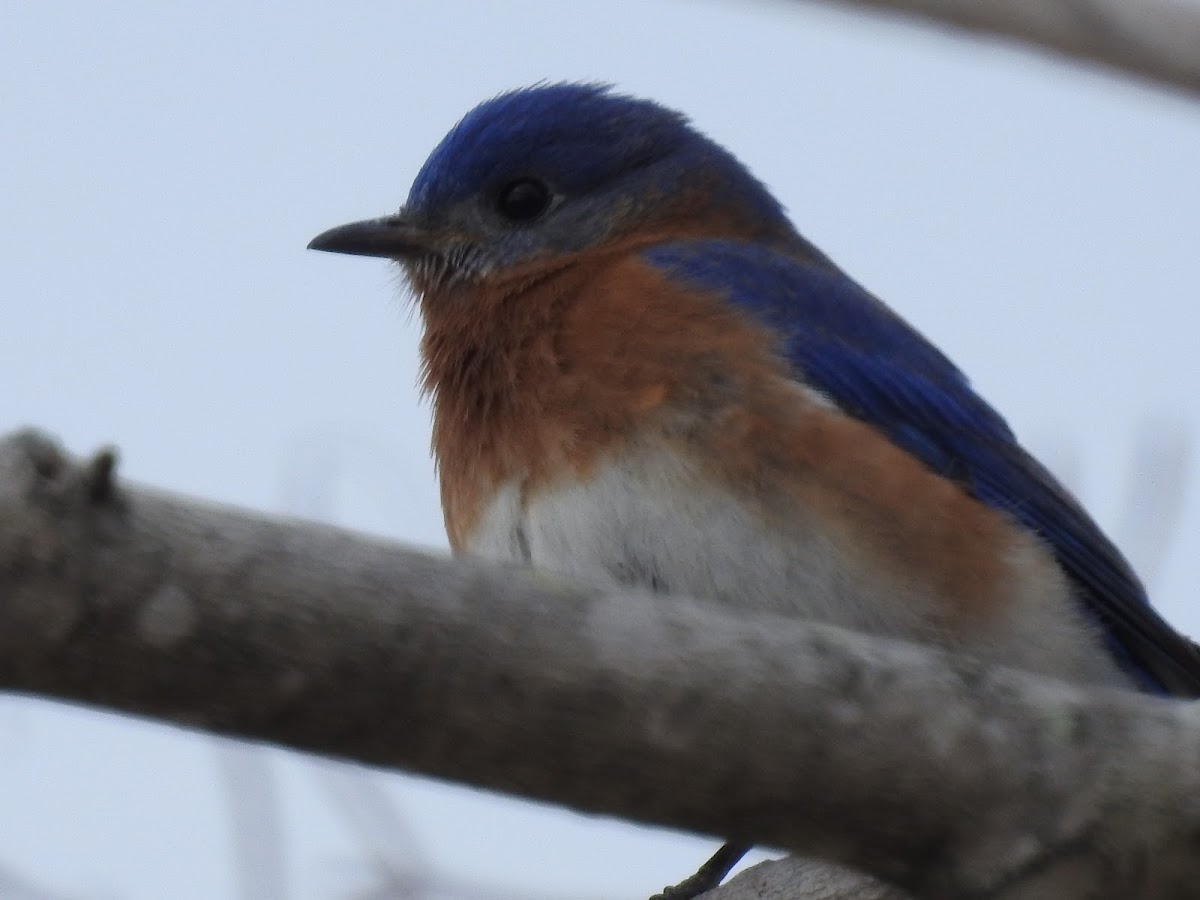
[{"xmin": 310, "ymin": 83, "xmax": 1200, "ymax": 896}]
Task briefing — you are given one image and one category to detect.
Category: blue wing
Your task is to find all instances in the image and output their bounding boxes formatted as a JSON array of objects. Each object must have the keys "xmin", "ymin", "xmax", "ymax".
[{"xmin": 646, "ymin": 239, "xmax": 1200, "ymax": 695}]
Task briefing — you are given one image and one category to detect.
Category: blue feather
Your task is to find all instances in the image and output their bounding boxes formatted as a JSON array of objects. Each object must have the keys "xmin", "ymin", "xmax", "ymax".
[
  {"xmin": 407, "ymin": 83, "xmax": 789, "ymax": 232},
  {"xmin": 646, "ymin": 239, "xmax": 1200, "ymax": 694}
]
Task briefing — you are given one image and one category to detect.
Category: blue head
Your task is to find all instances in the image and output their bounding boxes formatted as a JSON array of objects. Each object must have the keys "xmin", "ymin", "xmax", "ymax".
[{"xmin": 308, "ymin": 84, "xmax": 797, "ymax": 286}]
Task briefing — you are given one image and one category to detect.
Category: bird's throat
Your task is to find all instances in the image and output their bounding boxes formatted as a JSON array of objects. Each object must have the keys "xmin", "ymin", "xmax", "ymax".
[{"xmin": 418, "ymin": 261, "xmax": 596, "ymax": 549}]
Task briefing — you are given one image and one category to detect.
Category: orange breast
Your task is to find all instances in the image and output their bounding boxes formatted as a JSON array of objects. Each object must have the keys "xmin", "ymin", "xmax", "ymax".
[
  {"xmin": 417, "ymin": 236, "xmax": 779, "ymax": 549},
  {"xmin": 417, "ymin": 241, "xmax": 1049, "ymax": 623}
]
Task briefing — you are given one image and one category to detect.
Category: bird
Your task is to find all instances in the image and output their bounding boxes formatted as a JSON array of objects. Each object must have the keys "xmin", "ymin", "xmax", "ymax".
[{"xmin": 309, "ymin": 82, "xmax": 1200, "ymax": 898}]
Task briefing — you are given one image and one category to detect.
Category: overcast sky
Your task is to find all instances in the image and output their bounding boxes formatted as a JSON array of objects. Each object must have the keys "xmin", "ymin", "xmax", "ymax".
[{"xmin": 3, "ymin": 2, "xmax": 1200, "ymax": 898}]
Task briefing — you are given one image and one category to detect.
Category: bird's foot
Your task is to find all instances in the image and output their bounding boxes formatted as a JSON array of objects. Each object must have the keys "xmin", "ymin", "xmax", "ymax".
[{"xmin": 648, "ymin": 841, "xmax": 751, "ymax": 900}]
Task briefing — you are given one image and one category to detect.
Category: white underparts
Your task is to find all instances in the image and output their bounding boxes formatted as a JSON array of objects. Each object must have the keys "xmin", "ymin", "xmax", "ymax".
[{"xmin": 463, "ymin": 443, "xmax": 1131, "ymax": 689}]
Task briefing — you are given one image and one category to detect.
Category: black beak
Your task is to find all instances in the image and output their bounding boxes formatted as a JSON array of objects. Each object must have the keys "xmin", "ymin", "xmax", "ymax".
[{"xmin": 307, "ymin": 213, "xmax": 432, "ymax": 259}]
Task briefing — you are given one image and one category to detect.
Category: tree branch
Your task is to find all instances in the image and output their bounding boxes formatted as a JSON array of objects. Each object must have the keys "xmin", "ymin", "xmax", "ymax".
[
  {"xmin": 2, "ymin": 428, "xmax": 1199, "ymax": 899},
  {"xmin": 808, "ymin": 0, "xmax": 1200, "ymax": 97}
]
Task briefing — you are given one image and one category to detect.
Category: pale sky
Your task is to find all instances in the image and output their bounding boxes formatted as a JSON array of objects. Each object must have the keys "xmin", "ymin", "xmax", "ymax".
[{"xmin": 3, "ymin": 2, "xmax": 1200, "ymax": 898}]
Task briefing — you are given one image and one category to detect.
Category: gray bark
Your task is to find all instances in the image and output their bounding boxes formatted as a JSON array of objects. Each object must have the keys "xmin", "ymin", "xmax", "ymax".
[{"xmin": 2, "ymin": 428, "xmax": 1199, "ymax": 899}]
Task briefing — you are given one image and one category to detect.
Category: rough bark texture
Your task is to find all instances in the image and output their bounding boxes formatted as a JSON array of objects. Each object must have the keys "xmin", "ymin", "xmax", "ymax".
[{"xmin": 3, "ymin": 428, "xmax": 1200, "ymax": 899}]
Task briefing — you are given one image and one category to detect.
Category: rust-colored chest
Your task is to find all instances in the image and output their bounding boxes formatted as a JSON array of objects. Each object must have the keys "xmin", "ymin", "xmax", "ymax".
[{"xmin": 416, "ymin": 244, "xmax": 778, "ymax": 549}]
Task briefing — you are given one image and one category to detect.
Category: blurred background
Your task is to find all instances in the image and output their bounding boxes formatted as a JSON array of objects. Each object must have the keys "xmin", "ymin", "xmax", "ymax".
[{"xmin": 2, "ymin": 1, "xmax": 1198, "ymax": 897}]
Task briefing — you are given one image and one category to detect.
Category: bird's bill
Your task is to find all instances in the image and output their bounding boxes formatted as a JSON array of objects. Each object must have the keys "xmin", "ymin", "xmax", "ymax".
[{"xmin": 307, "ymin": 213, "xmax": 433, "ymax": 259}]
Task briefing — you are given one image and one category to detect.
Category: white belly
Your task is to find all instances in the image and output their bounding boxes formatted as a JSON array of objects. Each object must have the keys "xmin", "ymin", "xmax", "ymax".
[
  {"xmin": 461, "ymin": 442, "xmax": 1129, "ymax": 689},
  {"xmin": 467, "ymin": 444, "xmax": 943, "ymax": 638}
]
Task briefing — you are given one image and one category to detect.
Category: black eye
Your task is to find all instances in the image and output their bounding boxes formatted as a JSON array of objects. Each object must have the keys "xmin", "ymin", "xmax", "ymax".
[{"xmin": 496, "ymin": 178, "xmax": 552, "ymax": 222}]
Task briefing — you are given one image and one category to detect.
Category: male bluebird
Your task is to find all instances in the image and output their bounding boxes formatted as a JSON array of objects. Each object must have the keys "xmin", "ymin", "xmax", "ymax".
[{"xmin": 310, "ymin": 83, "xmax": 1200, "ymax": 896}]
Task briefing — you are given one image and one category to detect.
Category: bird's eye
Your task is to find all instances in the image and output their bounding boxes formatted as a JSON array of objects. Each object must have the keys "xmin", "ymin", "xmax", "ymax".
[{"xmin": 496, "ymin": 178, "xmax": 552, "ymax": 222}]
